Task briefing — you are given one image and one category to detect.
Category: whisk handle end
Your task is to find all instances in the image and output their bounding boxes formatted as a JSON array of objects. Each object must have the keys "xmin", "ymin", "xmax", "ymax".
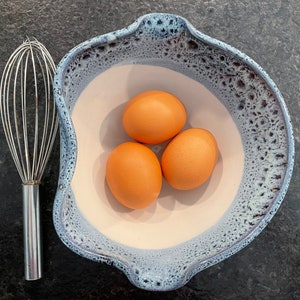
[{"xmin": 22, "ymin": 184, "xmax": 42, "ymax": 280}]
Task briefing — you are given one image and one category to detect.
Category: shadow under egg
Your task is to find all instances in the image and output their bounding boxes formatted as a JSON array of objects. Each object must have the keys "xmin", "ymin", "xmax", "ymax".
[{"xmin": 99, "ymin": 102, "xmax": 131, "ymax": 151}]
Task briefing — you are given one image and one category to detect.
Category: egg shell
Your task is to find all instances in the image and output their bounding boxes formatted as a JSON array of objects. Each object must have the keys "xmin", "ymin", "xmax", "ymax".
[
  {"xmin": 106, "ymin": 142, "xmax": 162, "ymax": 209},
  {"xmin": 122, "ymin": 90, "xmax": 186, "ymax": 144},
  {"xmin": 161, "ymin": 128, "xmax": 218, "ymax": 190}
]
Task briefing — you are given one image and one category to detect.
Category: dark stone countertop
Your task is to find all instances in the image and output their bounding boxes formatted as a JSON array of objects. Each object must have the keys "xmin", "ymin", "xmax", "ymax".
[{"xmin": 0, "ymin": 1, "xmax": 299, "ymax": 299}]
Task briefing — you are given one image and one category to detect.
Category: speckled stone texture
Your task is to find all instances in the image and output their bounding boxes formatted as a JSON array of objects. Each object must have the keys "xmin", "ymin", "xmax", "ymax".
[{"xmin": 0, "ymin": 1, "xmax": 299, "ymax": 299}]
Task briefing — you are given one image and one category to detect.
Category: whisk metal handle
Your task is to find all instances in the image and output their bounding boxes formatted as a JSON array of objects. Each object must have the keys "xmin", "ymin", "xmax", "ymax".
[{"xmin": 22, "ymin": 184, "xmax": 42, "ymax": 280}]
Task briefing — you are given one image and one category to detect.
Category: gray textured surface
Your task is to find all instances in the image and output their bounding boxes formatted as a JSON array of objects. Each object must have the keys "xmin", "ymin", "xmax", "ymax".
[{"xmin": 0, "ymin": 0, "xmax": 299, "ymax": 299}]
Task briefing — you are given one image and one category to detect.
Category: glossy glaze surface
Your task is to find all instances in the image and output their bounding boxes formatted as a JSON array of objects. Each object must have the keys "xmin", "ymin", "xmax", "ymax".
[{"xmin": 53, "ymin": 13, "xmax": 293, "ymax": 291}]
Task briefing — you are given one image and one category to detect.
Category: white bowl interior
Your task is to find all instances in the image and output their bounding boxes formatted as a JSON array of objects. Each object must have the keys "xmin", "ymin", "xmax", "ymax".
[{"xmin": 71, "ymin": 64, "xmax": 244, "ymax": 249}]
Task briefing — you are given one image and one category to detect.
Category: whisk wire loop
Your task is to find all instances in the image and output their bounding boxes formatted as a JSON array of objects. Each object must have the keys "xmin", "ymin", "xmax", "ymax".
[
  {"xmin": 0, "ymin": 38, "xmax": 58, "ymax": 184},
  {"xmin": 1, "ymin": 46, "xmax": 29, "ymax": 182}
]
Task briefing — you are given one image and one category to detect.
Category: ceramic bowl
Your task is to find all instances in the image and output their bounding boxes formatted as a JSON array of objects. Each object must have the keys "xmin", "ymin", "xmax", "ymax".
[{"xmin": 53, "ymin": 13, "xmax": 294, "ymax": 291}]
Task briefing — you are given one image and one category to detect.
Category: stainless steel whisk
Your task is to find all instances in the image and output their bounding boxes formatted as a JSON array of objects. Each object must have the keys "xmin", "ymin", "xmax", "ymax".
[{"xmin": 0, "ymin": 38, "xmax": 58, "ymax": 280}]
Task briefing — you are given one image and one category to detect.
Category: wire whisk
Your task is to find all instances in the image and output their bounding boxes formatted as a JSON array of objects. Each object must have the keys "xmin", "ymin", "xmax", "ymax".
[{"xmin": 0, "ymin": 38, "xmax": 58, "ymax": 280}]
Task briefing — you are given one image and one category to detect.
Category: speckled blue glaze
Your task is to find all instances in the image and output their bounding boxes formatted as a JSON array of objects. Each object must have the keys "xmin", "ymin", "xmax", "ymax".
[{"xmin": 52, "ymin": 13, "xmax": 294, "ymax": 291}]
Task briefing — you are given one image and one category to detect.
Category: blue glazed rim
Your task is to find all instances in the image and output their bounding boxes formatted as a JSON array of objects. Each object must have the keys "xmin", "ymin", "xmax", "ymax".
[{"xmin": 52, "ymin": 13, "xmax": 295, "ymax": 291}]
